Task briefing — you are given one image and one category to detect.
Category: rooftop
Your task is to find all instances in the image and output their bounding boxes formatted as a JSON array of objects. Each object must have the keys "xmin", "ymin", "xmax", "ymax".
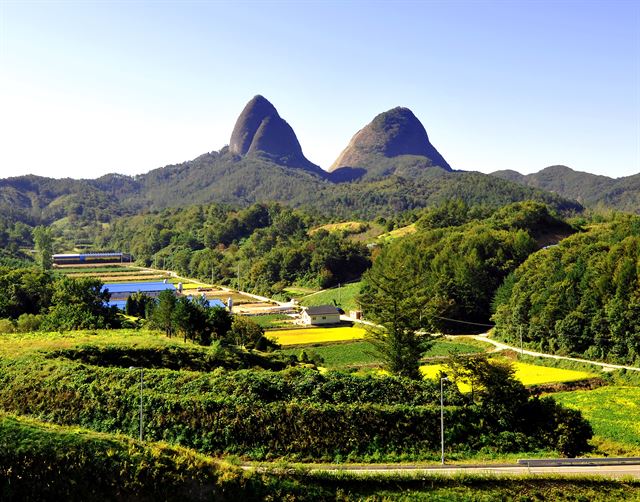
[{"xmin": 305, "ymin": 305, "xmax": 340, "ymax": 316}]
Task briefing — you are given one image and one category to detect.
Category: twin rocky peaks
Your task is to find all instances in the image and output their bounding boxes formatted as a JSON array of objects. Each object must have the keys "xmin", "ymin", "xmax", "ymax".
[{"xmin": 228, "ymin": 95, "xmax": 451, "ymax": 181}]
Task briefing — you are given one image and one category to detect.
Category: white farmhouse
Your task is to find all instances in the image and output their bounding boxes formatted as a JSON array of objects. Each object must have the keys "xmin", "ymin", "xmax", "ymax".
[{"xmin": 301, "ymin": 305, "xmax": 341, "ymax": 325}]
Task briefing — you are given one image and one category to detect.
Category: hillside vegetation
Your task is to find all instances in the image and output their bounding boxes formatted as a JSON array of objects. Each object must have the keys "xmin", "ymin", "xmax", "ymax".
[
  {"xmin": 96, "ymin": 202, "xmax": 371, "ymax": 296},
  {"xmin": 0, "ymin": 330, "xmax": 592, "ymax": 461},
  {"xmin": 361, "ymin": 201, "xmax": 574, "ymax": 333},
  {"xmin": 2, "ymin": 414, "xmax": 637, "ymax": 501},
  {"xmin": 493, "ymin": 214, "xmax": 640, "ymax": 365}
]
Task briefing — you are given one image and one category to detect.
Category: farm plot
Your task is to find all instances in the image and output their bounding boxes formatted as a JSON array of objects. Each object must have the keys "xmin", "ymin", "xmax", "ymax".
[
  {"xmin": 267, "ymin": 326, "xmax": 366, "ymax": 346},
  {"xmin": 55, "ymin": 266, "xmax": 140, "ymax": 274},
  {"xmin": 554, "ymin": 386, "xmax": 640, "ymax": 454},
  {"xmin": 203, "ymin": 290, "xmax": 257, "ymax": 304}
]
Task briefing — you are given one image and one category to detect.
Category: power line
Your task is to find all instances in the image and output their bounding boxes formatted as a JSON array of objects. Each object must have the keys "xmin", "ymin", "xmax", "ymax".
[{"xmin": 429, "ymin": 314, "xmax": 495, "ymax": 328}]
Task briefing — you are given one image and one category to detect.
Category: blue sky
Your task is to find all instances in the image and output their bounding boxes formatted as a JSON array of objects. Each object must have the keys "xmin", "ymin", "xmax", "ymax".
[{"xmin": 1, "ymin": 0, "xmax": 638, "ymax": 179}]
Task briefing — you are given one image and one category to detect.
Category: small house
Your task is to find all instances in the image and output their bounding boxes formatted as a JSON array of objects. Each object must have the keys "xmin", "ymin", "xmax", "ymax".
[{"xmin": 302, "ymin": 305, "xmax": 341, "ymax": 325}]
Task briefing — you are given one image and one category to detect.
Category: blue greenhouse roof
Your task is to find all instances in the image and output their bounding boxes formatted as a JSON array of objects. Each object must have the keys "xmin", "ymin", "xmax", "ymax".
[{"xmin": 102, "ymin": 282, "xmax": 176, "ymax": 294}]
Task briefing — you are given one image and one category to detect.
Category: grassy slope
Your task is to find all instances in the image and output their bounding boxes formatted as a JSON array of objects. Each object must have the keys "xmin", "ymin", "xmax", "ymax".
[
  {"xmin": 300, "ymin": 281, "xmax": 362, "ymax": 312},
  {"xmin": 0, "ymin": 413, "xmax": 245, "ymax": 501}
]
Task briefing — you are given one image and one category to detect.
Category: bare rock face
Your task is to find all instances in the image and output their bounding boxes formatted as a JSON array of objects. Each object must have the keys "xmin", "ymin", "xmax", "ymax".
[
  {"xmin": 229, "ymin": 95, "xmax": 325, "ymax": 176},
  {"xmin": 329, "ymin": 107, "xmax": 451, "ymax": 174}
]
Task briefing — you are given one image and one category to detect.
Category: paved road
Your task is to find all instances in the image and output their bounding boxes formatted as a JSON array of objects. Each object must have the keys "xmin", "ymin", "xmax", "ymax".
[
  {"xmin": 306, "ymin": 463, "xmax": 640, "ymax": 479},
  {"xmin": 473, "ymin": 333, "xmax": 640, "ymax": 372},
  {"xmin": 245, "ymin": 462, "xmax": 640, "ymax": 479}
]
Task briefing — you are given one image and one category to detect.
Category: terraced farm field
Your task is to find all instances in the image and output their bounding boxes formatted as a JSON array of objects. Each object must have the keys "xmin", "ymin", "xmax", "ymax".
[{"xmin": 267, "ymin": 326, "xmax": 366, "ymax": 346}]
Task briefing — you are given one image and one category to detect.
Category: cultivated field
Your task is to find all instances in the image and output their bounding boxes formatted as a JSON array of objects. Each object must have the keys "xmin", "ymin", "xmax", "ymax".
[
  {"xmin": 267, "ymin": 326, "xmax": 367, "ymax": 346},
  {"xmin": 421, "ymin": 361, "xmax": 597, "ymax": 388},
  {"xmin": 554, "ymin": 386, "xmax": 640, "ymax": 455},
  {"xmin": 282, "ymin": 338, "xmax": 487, "ymax": 370}
]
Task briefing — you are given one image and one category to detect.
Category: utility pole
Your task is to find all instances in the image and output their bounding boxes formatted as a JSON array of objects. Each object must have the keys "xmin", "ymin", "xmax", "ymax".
[
  {"xmin": 519, "ymin": 326, "xmax": 524, "ymax": 355},
  {"xmin": 237, "ymin": 263, "xmax": 241, "ymax": 292},
  {"xmin": 440, "ymin": 376, "xmax": 449, "ymax": 465}
]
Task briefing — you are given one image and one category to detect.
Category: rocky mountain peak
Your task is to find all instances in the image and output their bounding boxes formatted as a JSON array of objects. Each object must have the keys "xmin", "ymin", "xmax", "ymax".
[
  {"xmin": 329, "ymin": 107, "xmax": 451, "ymax": 173},
  {"xmin": 229, "ymin": 95, "xmax": 324, "ymax": 176}
]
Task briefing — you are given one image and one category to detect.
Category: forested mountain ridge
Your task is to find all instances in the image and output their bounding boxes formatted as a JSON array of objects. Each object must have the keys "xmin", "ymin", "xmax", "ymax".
[
  {"xmin": 491, "ymin": 165, "xmax": 640, "ymax": 213},
  {"xmin": 1, "ymin": 96, "xmax": 586, "ymax": 229}
]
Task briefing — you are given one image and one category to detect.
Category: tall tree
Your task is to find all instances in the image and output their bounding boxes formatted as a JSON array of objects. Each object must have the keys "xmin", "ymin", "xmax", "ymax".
[
  {"xmin": 150, "ymin": 290, "xmax": 177, "ymax": 338},
  {"xmin": 32, "ymin": 226, "xmax": 53, "ymax": 270},
  {"xmin": 359, "ymin": 241, "xmax": 436, "ymax": 379}
]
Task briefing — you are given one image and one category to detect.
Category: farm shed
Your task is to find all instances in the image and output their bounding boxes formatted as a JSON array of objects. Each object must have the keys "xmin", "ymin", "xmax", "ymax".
[{"xmin": 302, "ymin": 305, "xmax": 341, "ymax": 325}]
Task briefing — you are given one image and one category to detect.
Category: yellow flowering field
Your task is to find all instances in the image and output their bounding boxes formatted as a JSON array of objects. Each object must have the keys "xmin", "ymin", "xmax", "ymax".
[
  {"xmin": 266, "ymin": 326, "xmax": 367, "ymax": 346},
  {"xmin": 421, "ymin": 361, "xmax": 596, "ymax": 388}
]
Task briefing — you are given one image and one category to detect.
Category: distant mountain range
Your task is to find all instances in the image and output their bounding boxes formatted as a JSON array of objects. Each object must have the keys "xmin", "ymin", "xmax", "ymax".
[
  {"xmin": 0, "ymin": 95, "xmax": 610, "ymax": 225},
  {"xmin": 491, "ymin": 166, "xmax": 640, "ymax": 213}
]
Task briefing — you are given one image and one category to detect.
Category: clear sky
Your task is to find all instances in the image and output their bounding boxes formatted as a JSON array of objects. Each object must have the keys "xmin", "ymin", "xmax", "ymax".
[{"xmin": 1, "ymin": 0, "xmax": 638, "ymax": 179}]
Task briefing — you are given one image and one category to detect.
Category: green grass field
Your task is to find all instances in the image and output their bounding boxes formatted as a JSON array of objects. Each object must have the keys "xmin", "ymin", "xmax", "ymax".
[
  {"xmin": 282, "ymin": 338, "xmax": 487, "ymax": 369},
  {"xmin": 0, "ymin": 329, "xmax": 182, "ymax": 358},
  {"xmin": 554, "ymin": 386, "xmax": 640, "ymax": 455},
  {"xmin": 282, "ymin": 286, "xmax": 318, "ymax": 299},
  {"xmin": 300, "ymin": 282, "xmax": 361, "ymax": 312},
  {"xmin": 282, "ymin": 341, "xmax": 378, "ymax": 368}
]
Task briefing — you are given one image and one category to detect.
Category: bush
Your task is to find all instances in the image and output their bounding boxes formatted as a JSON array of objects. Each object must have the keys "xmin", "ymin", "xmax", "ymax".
[{"xmin": 0, "ymin": 318, "xmax": 15, "ymax": 334}]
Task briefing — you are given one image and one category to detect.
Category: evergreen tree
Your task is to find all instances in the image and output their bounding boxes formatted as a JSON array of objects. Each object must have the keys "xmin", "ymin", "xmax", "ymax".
[{"xmin": 359, "ymin": 241, "xmax": 436, "ymax": 379}]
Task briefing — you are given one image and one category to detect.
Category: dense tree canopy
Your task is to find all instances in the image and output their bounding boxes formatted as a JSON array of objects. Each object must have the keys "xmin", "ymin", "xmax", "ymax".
[
  {"xmin": 492, "ymin": 215, "xmax": 640, "ymax": 365},
  {"xmin": 97, "ymin": 202, "xmax": 371, "ymax": 296},
  {"xmin": 361, "ymin": 202, "xmax": 569, "ymax": 333}
]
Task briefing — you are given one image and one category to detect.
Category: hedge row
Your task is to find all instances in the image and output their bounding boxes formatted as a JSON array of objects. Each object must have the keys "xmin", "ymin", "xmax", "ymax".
[{"xmin": 47, "ymin": 343, "xmax": 292, "ymax": 371}]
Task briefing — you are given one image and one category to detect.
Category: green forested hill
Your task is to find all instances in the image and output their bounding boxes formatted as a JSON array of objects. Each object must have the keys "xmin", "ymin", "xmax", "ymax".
[
  {"xmin": 360, "ymin": 201, "xmax": 575, "ymax": 333},
  {"xmin": 492, "ymin": 215, "xmax": 640, "ymax": 365},
  {"xmin": 492, "ymin": 165, "xmax": 640, "ymax": 213}
]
